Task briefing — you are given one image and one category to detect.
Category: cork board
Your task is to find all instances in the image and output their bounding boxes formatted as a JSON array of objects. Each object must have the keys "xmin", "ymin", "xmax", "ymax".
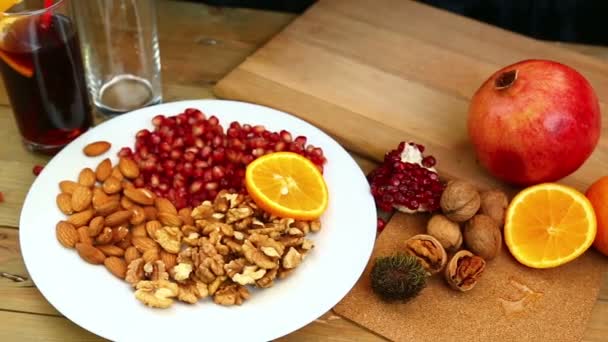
[{"xmin": 334, "ymin": 213, "xmax": 608, "ymax": 342}]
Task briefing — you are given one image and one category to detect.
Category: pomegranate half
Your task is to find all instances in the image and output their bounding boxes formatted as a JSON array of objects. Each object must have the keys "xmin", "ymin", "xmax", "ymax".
[{"xmin": 468, "ymin": 59, "xmax": 601, "ymax": 185}]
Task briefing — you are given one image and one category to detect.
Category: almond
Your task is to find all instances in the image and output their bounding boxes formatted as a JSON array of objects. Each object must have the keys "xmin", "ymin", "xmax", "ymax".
[
  {"xmin": 111, "ymin": 167, "xmax": 124, "ymax": 181},
  {"xmin": 105, "ymin": 210, "xmax": 132, "ymax": 227},
  {"xmin": 97, "ymin": 244, "xmax": 125, "ymax": 257},
  {"xmin": 71, "ymin": 185, "xmax": 92, "ymax": 212},
  {"xmin": 95, "ymin": 158, "xmax": 112, "ymax": 182},
  {"xmin": 78, "ymin": 168, "xmax": 96, "ymax": 187},
  {"xmin": 87, "ymin": 216, "xmax": 105, "ymax": 237},
  {"xmin": 77, "ymin": 227, "xmax": 93, "ymax": 245},
  {"xmin": 143, "ymin": 206, "xmax": 158, "ymax": 220},
  {"xmin": 59, "ymin": 180, "xmax": 79, "ymax": 194},
  {"xmin": 155, "ymin": 197, "xmax": 177, "ymax": 215},
  {"xmin": 102, "ymin": 177, "xmax": 122, "ymax": 195},
  {"xmin": 95, "ymin": 227, "xmax": 113, "ymax": 245},
  {"xmin": 130, "ymin": 205, "xmax": 146, "ymax": 225},
  {"xmin": 120, "ymin": 196, "xmax": 135, "ymax": 210},
  {"xmin": 56, "ymin": 193, "xmax": 73, "ymax": 215},
  {"xmin": 56, "ymin": 221, "xmax": 79, "ymax": 248},
  {"xmin": 158, "ymin": 212, "xmax": 183, "ymax": 227},
  {"xmin": 132, "ymin": 236, "xmax": 158, "ymax": 252},
  {"xmin": 67, "ymin": 209, "xmax": 94, "ymax": 227},
  {"xmin": 104, "ymin": 256, "xmax": 127, "ymax": 279},
  {"xmin": 124, "ymin": 188, "xmax": 155, "ymax": 206},
  {"xmin": 142, "ymin": 248, "xmax": 160, "ymax": 263},
  {"xmin": 116, "ymin": 232, "xmax": 132, "ymax": 250},
  {"xmin": 83, "ymin": 141, "xmax": 111, "ymax": 157},
  {"xmin": 131, "ymin": 223, "xmax": 147, "ymax": 237},
  {"xmin": 145, "ymin": 220, "xmax": 162, "ymax": 239},
  {"xmin": 119, "ymin": 157, "xmax": 139, "ymax": 179},
  {"xmin": 160, "ymin": 250, "xmax": 177, "ymax": 269},
  {"xmin": 124, "ymin": 246, "xmax": 141, "ymax": 264},
  {"xmin": 178, "ymin": 207, "xmax": 194, "ymax": 226},
  {"xmin": 92, "ymin": 187, "xmax": 110, "ymax": 208},
  {"xmin": 111, "ymin": 225, "xmax": 130, "ymax": 244},
  {"xmin": 75, "ymin": 243, "xmax": 106, "ymax": 264},
  {"xmin": 95, "ymin": 200, "xmax": 120, "ymax": 217}
]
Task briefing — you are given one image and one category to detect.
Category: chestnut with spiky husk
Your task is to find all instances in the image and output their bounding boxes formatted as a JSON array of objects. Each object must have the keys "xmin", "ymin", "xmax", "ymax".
[{"xmin": 371, "ymin": 254, "xmax": 428, "ymax": 301}]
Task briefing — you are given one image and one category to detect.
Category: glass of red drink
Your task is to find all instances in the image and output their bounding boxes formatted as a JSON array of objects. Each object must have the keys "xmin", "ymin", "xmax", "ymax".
[{"xmin": 0, "ymin": 0, "xmax": 91, "ymax": 154}]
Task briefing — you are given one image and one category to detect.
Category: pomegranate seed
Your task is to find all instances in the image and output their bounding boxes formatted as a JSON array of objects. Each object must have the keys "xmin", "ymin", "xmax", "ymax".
[
  {"xmin": 158, "ymin": 183, "xmax": 169, "ymax": 192},
  {"xmin": 170, "ymin": 149, "xmax": 182, "ymax": 160},
  {"xmin": 32, "ymin": 165, "xmax": 44, "ymax": 176},
  {"xmin": 294, "ymin": 136, "xmax": 307, "ymax": 146},
  {"xmin": 253, "ymin": 125, "xmax": 266, "ymax": 135},
  {"xmin": 150, "ymin": 133, "xmax": 161, "ymax": 145},
  {"xmin": 208, "ymin": 116, "xmax": 219, "ymax": 127},
  {"xmin": 212, "ymin": 166, "xmax": 225, "ymax": 179},
  {"xmin": 136, "ymin": 129, "xmax": 150, "ymax": 139},
  {"xmin": 377, "ymin": 218, "xmax": 386, "ymax": 232},
  {"xmin": 422, "ymin": 156, "xmax": 436, "ymax": 168},
  {"xmin": 205, "ymin": 182, "xmax": 218, "ymax": 191},
  {"xmin": 190, "ymin": 181, "xmax": 203, "ymax": 194},
  {"xmin": 212, "ymin": 148, "xmax": 225, "ymax": 162},
  {"xmin": 280, "ymin": 130, "xmax": 292, "ymax": 143},
  {"xmin": 184, "ymin": 151, "xmax": 196, "ymax": 162},
  {"xmin": 118, "ymin": 147, "xmax": 133, "ymax": 157},
  {"xmin": 192, "ymin": 125, "xmax": 205, "ymax": 136},
  {"xmin": 275, "ymin": 142, "xmax": 286, "ymax": 151},
  {"xmin": 172, "ymin": 137, "xmax": 184, "ymax": 148},
  {"xmin": 203, "ymin": 170, "xmax": 213, "ymax": 182},
  {"xmin": 201, "ymin": 146, "xmax": 212, "ymax": 158},
  {"xmin": 152, "ymin": 115, "xmax": 165, "ymax": 127},
  {"xmin": 150, "ymin": 174, "xmax": 160, "ymax": 187}
]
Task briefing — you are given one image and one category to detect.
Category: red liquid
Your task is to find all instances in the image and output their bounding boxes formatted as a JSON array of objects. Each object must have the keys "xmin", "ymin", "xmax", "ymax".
[{"xmin": 0, "ymin": 14, "xmax": 91, "ymax": 152}]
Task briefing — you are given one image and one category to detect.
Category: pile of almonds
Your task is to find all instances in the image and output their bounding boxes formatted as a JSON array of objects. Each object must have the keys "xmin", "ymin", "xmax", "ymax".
[
  {"xmin": 403, "ymin": 180, "xmax": 509, "ymax": 291},
  {"xmin": 55, "ymin": 156, "xmax": 165, "ymax": 278}
]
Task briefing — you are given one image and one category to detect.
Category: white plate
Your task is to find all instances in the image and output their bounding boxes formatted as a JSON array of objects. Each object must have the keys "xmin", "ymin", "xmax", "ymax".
[{"xmin": 19, "ymin": 100, "xmax": 376, "ymax": 341}]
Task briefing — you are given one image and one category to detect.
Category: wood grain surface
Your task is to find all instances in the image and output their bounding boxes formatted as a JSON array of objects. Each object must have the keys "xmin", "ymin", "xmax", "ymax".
[{"xmin": 1, "ymin": 0, "xmax": 607, "ymax": 341}]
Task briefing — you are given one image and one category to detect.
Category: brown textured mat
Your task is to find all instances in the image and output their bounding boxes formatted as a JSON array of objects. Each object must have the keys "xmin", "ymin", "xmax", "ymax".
[{"xmin": 334, "ymin": 213, "xmax": 607, "ymax": 342}]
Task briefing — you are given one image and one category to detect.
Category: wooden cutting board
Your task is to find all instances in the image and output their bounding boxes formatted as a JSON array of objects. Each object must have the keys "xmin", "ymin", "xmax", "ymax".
[
  {"xmin": 213, "ymin": 0, "xmax": 608, "ymax": 339},
  {"xmin": 214, "ymin": 0, "xmax": 608, "ymax": 192},
  {"xmin": 333, "ymin": 213, "xmax": 607, "ymax": 342}
]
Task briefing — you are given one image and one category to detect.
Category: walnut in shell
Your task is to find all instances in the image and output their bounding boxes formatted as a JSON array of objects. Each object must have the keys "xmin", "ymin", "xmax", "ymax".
[
  {"xmin": 426, "ymin": 214, "xmax": 462, "ymax": 252},
  {"xmin": 444, "ymin": 250, "xmax": 486, "ymax": 292},
  {"xmin": 440, "ymin": 180, "xmax": 480, "ymax": 222},
  {"xmin": 403, "ymin": 234, "xmax": 447, "ymax": 274},
  {"xmin": 479, "ymin": 190, "xmax": 509, "ymax": 226},
  {"xmin": 463, "ymin": 214, "xmax": 502, "ymax": 260}
]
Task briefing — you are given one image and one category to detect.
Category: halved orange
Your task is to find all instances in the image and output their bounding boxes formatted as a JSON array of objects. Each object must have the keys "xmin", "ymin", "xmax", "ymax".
[
  {"xmin": 504, "ymin": 183, "xmax": 596, "ymax": 269},
  {"xmin": 245, "ymin": 152, "xmax": 328, "ymax": 220}
]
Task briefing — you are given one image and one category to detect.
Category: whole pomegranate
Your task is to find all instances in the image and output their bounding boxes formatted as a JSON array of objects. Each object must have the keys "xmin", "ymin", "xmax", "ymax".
[{"xmin": 468, "ymin": 60, "xmax": 601, "ymax": 185}]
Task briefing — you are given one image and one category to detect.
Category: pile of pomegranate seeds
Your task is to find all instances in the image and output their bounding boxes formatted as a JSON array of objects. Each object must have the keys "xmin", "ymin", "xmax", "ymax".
[
  {"xmin": 119, "ymin": 108, "xmax": 326, "ymax": 209},
  {"xmin": 368, "ymin": 142, "xmax": 445, "ymax": 213}
]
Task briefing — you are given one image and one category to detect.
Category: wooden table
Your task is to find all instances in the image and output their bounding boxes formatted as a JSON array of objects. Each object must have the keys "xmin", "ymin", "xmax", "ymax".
[{"xmin": 0, "ymin": 1, "xmax": 605, "ymax": 341}]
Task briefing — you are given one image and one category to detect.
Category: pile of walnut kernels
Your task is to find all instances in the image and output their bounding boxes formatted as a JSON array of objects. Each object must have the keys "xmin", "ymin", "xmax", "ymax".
[{"xmin": 130, "ymin": 191, "xmax": 320, "ymax": 308}]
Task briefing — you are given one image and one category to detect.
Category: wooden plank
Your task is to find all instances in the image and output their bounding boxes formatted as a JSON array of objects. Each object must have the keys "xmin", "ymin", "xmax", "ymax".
[
  {"xmin": 584, "ymin": 301, "xmax": 608, "ymax": 342},
  {"xmin": 0, "ymin": 161, "xmax": 39, "ymax": 228},
  {"xmin": 0, "ymin": 311, "xmax": 104, "ymax": 342},
  {"xmin": 277, "ymin": 312, "xmax": 385, "ymax": 342},
  {"xmin": 0, "ymin": 227, "xmax": 60, "ymax": 315}
]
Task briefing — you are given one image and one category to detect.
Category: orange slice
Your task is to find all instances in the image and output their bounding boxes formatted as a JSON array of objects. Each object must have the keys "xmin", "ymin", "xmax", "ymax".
[
  {"xmin": 504, "ymin": 183, "xmax": 596, "ymax": 269},
  {"xmin": 245, "ymin": 152, "xmax": 328, "ymax": 220},
  {"xmin": 0, "ymin": 49, "xmax": 33, "ymax": 77}
]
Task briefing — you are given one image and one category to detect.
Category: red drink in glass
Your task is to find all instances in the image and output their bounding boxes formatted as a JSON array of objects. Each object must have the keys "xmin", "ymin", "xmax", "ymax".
[{"xmin": 0, "ymin": 0, "xmax": 91, "ymax": 153}]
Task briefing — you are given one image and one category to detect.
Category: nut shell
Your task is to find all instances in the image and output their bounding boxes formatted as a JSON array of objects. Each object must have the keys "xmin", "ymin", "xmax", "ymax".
[
  {"xmin": 444, "ymin": 250, "xmax": 486, "ymax": 292},
  {"xmin": 440, "ymin": 180, "xmax": 480, "ymax": 222},
  {"xmin": 426, "ymin": 214, "xmax": 462, "ymax": 252},
  {"xmin": 403, "ymin": 234, "xmax": 447, "ymax": 274},
  {"xmin": 464, "ymin": 214, "xmax": 502, "ymax": 260},
  {"xmin": 479, "ymin": 190, "xmax": 509, "ymax": 226}
]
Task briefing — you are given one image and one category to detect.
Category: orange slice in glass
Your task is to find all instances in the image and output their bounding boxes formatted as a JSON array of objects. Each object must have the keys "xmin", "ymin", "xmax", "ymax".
[
  {"xmin": 0, "ymin": 0, "xmax": 21, "ymax": 13},
  {"xmin": 245, "ymin": 152, "xmax": 328, "ymax": 220},
  {"xmin": 504, "ymin": 183, "xmax": 596, "ymax": 269},
  {"xmin": 0, "ymin": 49, "xmax": 33, "ymax": 77}
]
